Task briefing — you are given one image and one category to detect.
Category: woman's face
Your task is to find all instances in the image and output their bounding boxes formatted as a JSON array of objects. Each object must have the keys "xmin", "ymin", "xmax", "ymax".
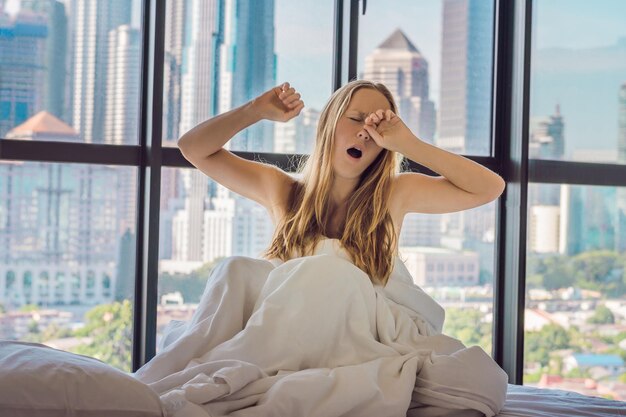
[{"xmin": 332, "ymin": 88, "xmax": 392, "ymax": 180}]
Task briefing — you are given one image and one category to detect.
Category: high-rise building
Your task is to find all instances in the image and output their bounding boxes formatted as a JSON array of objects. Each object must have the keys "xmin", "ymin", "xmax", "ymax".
[
  {"xmin": 560, "ymin": 184, "xmax": 617, "ymax": 256},
  {"xmin": 438, "ymin": 0, "xmax": 494, "ymax": 155},
  {"xmin": 363, "ymin": 29, "xmax": 436, "ymax": 143},
  {"xmin": 20, "ymin": 0, "xmax": 68, "ymax": 123},
  {"xmin": 103, "ymin": 25, "xmax": 140, "ymax": 236},
  {"xmin": 104, "ymin": 25, "xmax": 140, "ymax": 146},
  {"xmin": 163, "ymin": 0, "xmax": 186, "ymax": 143},
  {"xmin": 529, "ymin": 205, "xmax": 560, "ymax": 253},
  {"xmin": 0, "ymin": 9, "xmax": 47, "ymax": 137},
  {"xmin": 179, "ymin": 0, "xmax": 221, "ymax": 137},
  {"xmin": 70, "ymin": 0, "xmax": 131, "ymax": 143},
  {"xmin": 232, "ymin": 196, "xmax": 274, "ymax": 259},
  {"xmin": 528, "ymin": 106, "xmax": 565, "ymax": 207},
  {"xmin": 529, "ymin": 105, "xmax": 565, "ymax": 160},
  {"xmin": 219, "ymin": 0, "xmax": 276, "ymax": 152}
]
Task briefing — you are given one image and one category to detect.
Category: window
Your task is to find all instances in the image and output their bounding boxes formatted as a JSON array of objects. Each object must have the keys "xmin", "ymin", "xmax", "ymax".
[
  {"xmin": 357, "ymin": 0, "xmax": 495, "ymax": 155},
  {"xmin": 162, "ymin": 0, "xmax": 333, "ymax": 154},
  {"xmin": 524, "ymin": 183, "xmax": 626, "ymax": 395},
  {"xmin": 0, "ymin": 1, "xmax": 141, "ymax": 145}
]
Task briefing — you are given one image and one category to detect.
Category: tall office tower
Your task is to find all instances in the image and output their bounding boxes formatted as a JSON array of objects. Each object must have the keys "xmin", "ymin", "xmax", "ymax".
[
  {"xmin": 179, "ymin": 0, "xmax": 220, "ymax": 137},
  {"xmin": 529, "ymin": 205, "xmax": 560, "ymax": 253},
  {"xmin": 399, "ymin": 214, "xmax": 442, "ymax": 247},
  {"xmin": 529, "ymin": 105, "xmax": 565, "ymax": 160},
  {"xmin": 70, "ymin": 0, "xmax": 130, "ymax": 143},
  {"xmin": 232, "ymin": 196, "xmax": 274, "ymax": 258},
  {"xmin": 163, "ymin": 0, "xmax": 186, "ymax": 143},
  {"xmin": 20, "ymin": 0, "xmax": 68, "ymax": 123},
  {"xmin": 559, "ymin": 185, "xmax": 617, "ymax": 256},
  {"xmin": 202, "ymin": 193, "xmax": 234, "ymax": 262},
  {"xmin": 0, "ymin": 9, "xmax": 47, "ymax": 137},
  {"xmin": 104, "ymin": 25, "xmax": 140, "ymax": 146},
  {"xmin": 363, "ymin": 29, "xmax": 436, "ymax": 143},
  {"xmin": 528, "ymin": 105, "xmax": 565, "ymax": 206},
  {"xmin": 219, "ymin": 0, "xmax": 276, "ymax": 152},
  {"xmin": 274, "ymin": 108, "xmax": 321, "ymax": 154},
  {"xmin": 1, "ymin": 113, "xmax": 116, "ymax": 307},
  {"xmin": 438, "ymin": 0, "xmax": 494, "ymax": 155},
  {"xmin": 176, "ymin": 0, "xmax": 220, "ymax": 262},
  {"xmin": 104, "ymin": 25, "xmax": 140, "ymax": 238},
  {"xmin": 177, "ymin": 169, "xmax": 209, "ymax": 262},
  {"xmin": 617, "ymin": 83, "xmax": 626, "ymax": 252}
]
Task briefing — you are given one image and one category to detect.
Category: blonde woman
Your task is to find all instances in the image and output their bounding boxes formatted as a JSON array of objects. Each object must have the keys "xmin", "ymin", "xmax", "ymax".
[{"xmin": 136, "ymin": 80, "xmax": 509, "ymax": 417}]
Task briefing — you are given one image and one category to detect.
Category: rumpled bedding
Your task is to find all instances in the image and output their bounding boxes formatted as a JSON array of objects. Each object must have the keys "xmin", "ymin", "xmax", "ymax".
[{"xmin": 134, "ymin": 239, "xmax": 508, "ymax": 417}]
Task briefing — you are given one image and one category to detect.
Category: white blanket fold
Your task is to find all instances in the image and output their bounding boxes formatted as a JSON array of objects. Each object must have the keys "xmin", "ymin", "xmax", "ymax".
[{"xmin": 135, "ymin": 240, "xmax": 507, "ymax": 417}]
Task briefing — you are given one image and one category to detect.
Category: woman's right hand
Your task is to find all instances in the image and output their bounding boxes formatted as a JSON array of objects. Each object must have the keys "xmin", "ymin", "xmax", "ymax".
[{"xmin": 250, "ymin": 82, "xmax": 305, "ymax": 122}]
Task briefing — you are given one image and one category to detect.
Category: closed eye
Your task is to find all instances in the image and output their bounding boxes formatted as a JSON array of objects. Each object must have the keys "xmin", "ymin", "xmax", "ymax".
[{"xmin": 348, "ymin": 117, "xmax": 362, "ymax": 122}]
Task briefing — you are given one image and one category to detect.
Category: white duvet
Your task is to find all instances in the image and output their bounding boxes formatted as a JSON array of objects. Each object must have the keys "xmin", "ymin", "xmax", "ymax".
[{"xmin": 135, "ymin": 238, "xmax": 508, "ymax": 417}]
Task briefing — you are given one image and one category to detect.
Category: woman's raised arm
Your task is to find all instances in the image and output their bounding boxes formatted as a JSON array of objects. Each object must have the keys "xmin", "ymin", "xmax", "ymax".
[{"xmin": 177, "ymin": 83, "xmax": 304, "ymax": 216}]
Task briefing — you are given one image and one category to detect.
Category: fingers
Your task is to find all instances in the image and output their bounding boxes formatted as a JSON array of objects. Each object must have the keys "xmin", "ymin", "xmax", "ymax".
[
  {"xmin": 285, "ymin": 101, "xmax": 305, "ymax": 118},
  {"xmin": 366, "ymin": 109, "xmax": 396, "ymax": 125}
]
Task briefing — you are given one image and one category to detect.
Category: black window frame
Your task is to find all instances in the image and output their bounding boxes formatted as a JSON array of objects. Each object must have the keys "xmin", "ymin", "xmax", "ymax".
[{"xmin": 2, "ymin": 0, "xmax": 626, "ymax": 384}]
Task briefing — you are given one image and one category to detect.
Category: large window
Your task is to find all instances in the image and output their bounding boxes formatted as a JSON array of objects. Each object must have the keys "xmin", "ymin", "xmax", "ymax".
[
  {"xmin": 4, "ymin": 0, "xmax": 622, "ymax": 397},
  {"xmin": 358, "ymin": 0, "xmax": 495, "ymax": 155},
  {"xmin": 529, "ymin": 0, "xmax": 626, "ymax": 165},
  {"xmin": 524, "ymin": 0, "xmax": 626, "ymax": 399},
  {"xmin": 524, "ymin": 183, "xmax": 626, "ymax": 397}
]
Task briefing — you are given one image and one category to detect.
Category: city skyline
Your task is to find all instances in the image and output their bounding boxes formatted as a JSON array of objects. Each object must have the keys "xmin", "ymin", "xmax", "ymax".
[{"xmin": 0, "ymin": 0, "xmax": 625, "ymax": 395}]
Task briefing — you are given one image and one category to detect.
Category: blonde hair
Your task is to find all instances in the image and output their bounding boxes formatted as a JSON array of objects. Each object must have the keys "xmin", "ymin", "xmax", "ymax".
[{"xmin": 264, "ymin": 80, "xmax": 404, "ymax": 286}]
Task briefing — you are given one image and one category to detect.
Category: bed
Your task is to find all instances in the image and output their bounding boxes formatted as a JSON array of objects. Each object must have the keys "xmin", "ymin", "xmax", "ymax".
[
  {"xmin": 0, "ymin": 341, "xmax": 624, "ymax": 417},
  {"xmin": 408, "ymin": 384, "xmax": 625, "ymax": 416}
]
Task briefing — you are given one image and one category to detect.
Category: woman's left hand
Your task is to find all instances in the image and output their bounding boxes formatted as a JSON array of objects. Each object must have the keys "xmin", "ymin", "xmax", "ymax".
[{"xmin": 363, "ymin": 109, "xmax": 417, "ymax": 153}]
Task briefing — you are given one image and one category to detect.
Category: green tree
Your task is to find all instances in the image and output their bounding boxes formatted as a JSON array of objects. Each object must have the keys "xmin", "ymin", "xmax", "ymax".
[
  {"xmin": 525, "ymin": 324, "xmax": 570, "ymax": 367},
  {"xmin": 19, "ymin": 304, "xmax": 39, "ymax": 312},
  {"xmin": 587, "ymin": 305, "xmax": 615, "ymax": 325},
  {"xmin": 72, "ymin": 300, "xmax": 133, "ymax": 371},
  {"xmin": 571, "ymin": 251, "xmax": 625, "ymax": 296}
]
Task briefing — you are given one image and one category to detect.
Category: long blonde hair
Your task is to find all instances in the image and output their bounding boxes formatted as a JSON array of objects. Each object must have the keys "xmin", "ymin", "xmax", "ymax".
[{"xmin": 264, "ymin": 80, "xmax": 403, "ymax": 286}]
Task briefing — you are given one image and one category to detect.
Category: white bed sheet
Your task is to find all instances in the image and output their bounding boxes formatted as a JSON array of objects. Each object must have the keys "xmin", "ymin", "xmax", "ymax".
[
  {"xmin": 407, "ymin": 384, "xmax": 625, "ymax": 416},
  {"xmin": 497, "ymin": 384, "xmax": 625, "ymax": 417}
]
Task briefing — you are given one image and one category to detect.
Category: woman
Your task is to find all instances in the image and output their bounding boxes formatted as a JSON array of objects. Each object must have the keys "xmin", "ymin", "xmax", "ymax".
[{"xmin": 135, "ymin": 80, "xmax": 508, "ymax": 417}]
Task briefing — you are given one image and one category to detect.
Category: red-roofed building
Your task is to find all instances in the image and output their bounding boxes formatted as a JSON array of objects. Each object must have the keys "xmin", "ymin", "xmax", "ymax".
[{"xmin": 5, "ymin": 111, "xmax": 80, "ymax": 142}]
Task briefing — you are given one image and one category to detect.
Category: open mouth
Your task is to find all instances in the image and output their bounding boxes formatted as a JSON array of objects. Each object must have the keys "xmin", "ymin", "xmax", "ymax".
[{"xmin": 347, "ymin": 147, "xmax": 362, "ymax": 159}]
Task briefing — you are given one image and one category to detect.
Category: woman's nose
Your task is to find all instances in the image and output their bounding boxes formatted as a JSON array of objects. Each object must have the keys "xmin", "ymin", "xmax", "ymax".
[{"xmin": 357, "ymin": 129, "xmax": 369, "ymax": 141}]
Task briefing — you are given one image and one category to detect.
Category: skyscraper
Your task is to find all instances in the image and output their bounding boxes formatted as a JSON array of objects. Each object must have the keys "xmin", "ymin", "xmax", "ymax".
[
  {"xmin": 163, "ymin": 0, "xmax": 186, "ymax": 143},
  {"xmin": 179, "ymin": 0, "xmax": 221, "ymax": 137},
  {"xmin": 0, "ymin": 8, "xmax": 47, "ymax": 137},
  {"xmin": 363, "ymin": 29, "xmax": 436, "ymax": 143},
  {"xmin": 529, "ymin": 105, "xmax": 565, "ymax": 206},
  {"xmin": 70, "ymin": 0, "xmax": 131, "ymax": 143},
  {"xmin": 219, "ymin": 0, "xmax": 276, "ymax": 152},
  {"xmin": 104, "ymin": 25, "xmax": 140, "ymax": 146},
  {"xmin": 20, "ymin": 0, "xmax": 68, "ymax": 123},
  {"xmin": 438, "ymin": 0, "xmax": 494, "ymax": 155}
]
